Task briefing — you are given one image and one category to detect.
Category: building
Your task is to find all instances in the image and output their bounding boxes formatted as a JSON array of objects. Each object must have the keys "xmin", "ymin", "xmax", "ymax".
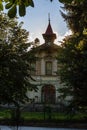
[{"xmin": 27, "ymin": 18, "xmax": 64, "ymax": 106}]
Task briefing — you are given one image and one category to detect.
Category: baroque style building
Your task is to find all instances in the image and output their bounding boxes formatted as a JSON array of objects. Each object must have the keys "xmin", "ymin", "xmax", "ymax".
[{"xmin": 27, "ymin": 19, "xmax": 63, "ymax": 105}]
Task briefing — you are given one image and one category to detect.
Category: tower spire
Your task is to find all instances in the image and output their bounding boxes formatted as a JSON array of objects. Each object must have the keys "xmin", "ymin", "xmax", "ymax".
[{"xmin": 48, "ymin": 13, "xmax": 50, "ymax": 23}]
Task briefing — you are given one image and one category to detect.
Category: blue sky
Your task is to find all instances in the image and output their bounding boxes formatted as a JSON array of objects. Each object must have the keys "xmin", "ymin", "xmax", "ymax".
[{"xmin": 18, "ymin": 0, "xmax": 70, "ymax": 44}]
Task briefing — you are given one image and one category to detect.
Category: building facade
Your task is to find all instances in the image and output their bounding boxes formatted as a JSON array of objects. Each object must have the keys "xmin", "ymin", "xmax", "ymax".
[{"xmin": 27, "ymin": 19, "xmax": 64, "ymax": 105}]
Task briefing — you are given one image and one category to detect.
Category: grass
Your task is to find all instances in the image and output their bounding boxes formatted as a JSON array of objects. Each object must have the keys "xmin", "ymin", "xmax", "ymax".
[
  {"xmin": 21, "ymin": 112, "xmax": 44, "ymax": 120},
  {"xmin": 19, "ymin": 111, "xmax": 87, "ymax": 121},
  {"xmin": 0, "ymin": 109, "xmax": 11, "ymax": 119},
  {"xmin": 0, "ymin": 108, "xmax": 87, "ymax": 121}
]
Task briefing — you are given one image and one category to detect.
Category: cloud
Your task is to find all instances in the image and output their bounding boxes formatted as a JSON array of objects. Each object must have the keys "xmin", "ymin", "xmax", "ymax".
[
  {"xmin": 56, "ymin": 30, "xmax": 72, "ymax": 45},
  {"xmin": 64, "ymin": 30, "xmax": 72, "ymax": 36},
  {"xmin": 28, "ymin": 32, "xmax": 34, "ymax": 42},
  {"xmin": 29, "ymin": 32, "xmax": 44, "ymax": 44}
]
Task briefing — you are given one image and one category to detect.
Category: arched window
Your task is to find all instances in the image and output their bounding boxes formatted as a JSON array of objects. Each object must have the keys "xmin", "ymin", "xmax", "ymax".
[{"xmin": 41, "ymin": 85, "xmax": 55, "ymax": 104}]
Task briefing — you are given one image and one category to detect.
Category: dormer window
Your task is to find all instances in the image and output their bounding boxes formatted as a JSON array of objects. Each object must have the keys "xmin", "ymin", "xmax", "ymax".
[{"xmin": 45, "ymin": 61, "xmax": 52, "ymax": 75}]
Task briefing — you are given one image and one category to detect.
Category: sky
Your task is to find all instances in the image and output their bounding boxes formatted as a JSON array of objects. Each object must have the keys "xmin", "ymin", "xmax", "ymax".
[{"xmin": 17, "ymin": 0, "xmax": 71, "ymax": 45}]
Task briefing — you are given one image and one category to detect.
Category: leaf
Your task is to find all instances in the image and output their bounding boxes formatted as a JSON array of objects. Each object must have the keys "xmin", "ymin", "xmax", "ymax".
[
  {"xmin": 76, "ymin": 0, "xmax": 84, "ymax": 2},
  {"xmin": 0, "ymin": 2, "xmax": 3, "ymax": 11},
  {"xmin": 24, "ymin": 0, "xmax": 30, "ymax": 7},
  {"xmin": 59, "ymin": 0, "xmax": 83, "ymax": 3},
  {"xmin": 29, "ymin": 0, "xmax": 34, "ymax": 7},
  {"xmin": 8, "ymin": 4, "xmax": 17, "ymax": 18},
  {"xmin": 5, "ymin": 0, "xmax": 15, "ymax": 3},
  {"xmin": 19, "ymin": 4, "xmax": 26, "ymax": 16},
  {"xmin": 5, "ymin": 2, "xmax": 13, "ymax": 9},
  {"xmin": 4, "ymin": 0, "xmax": 9, "ymax": 2},
  {"xmin": 59, "ymin": 0, "xmax": 73, "ymax": 3}
]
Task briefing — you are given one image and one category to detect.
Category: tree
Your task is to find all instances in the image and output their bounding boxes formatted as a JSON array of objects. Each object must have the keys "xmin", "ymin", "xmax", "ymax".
[
  {"xmin": 0, "ymin": 13, "xmax": 37, "ymax": 107},
  {"xmin": 0, "ymin": 0, "xmax": 83, "ymax": 18},
  {"xmin": 32, "ymin": 38, "xmax": 40, "ymax": 48},
  {"xmin": 57, "ymin": 0, "xmax": 87, "ymax": 111},
  {"xmin": 60, "ymin": 0, "xmax": 87, "ymax": 36}
]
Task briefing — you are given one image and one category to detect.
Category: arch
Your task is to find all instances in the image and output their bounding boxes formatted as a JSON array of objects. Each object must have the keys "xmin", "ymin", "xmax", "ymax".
[{"xmin": 41, "ymin": 85, "xmax": 55, "ymax": 104}]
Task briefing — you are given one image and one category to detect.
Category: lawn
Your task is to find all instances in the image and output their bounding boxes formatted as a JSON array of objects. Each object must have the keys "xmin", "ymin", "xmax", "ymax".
[{"xmin": 0, "ymin": 108, "xmax": 87, "ymax": 121}]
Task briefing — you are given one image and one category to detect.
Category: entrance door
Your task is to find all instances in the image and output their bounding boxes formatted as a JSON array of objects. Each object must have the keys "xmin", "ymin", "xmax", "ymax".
[{"xmin": 41, "ymin": 85, "xmax": 55, "ymax": 104}]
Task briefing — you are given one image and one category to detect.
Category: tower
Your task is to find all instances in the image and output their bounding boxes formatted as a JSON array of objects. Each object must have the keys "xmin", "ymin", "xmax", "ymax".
[{"xmin": 42, "ymin": 14, "xmax": 56, "ymax": 45}]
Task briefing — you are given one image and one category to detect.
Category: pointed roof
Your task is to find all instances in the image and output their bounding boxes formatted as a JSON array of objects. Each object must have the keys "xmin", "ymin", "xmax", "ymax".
[
  {"xmin": 45, "ymin": 20, "xmax": 53, "ymax": 35},
  {"xmin": 42, "ymin": 14, "xmax": 56, "ymax": 43},
  {"xmin": 43, "ymin": 19, "xmax": 56, "ymax": 43}
]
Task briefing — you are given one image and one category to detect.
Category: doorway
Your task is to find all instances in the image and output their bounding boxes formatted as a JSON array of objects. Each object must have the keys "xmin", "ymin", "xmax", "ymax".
[{"xmin": 41, "ymin": 85, "xmax": 55, "ymax": 104}]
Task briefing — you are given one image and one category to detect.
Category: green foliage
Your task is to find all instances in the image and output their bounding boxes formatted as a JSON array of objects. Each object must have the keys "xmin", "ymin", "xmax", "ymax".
[
  {"xmin": 0, "ymin": 2, "xmax": 3, "ymax": 11},
  {"xmin": 0, "ymin": 0, "xmax": 84, "ymax": 18},
  {"xmin": 19, "ymin": 3, "xmax": 26, "ymax": 16},
  {"xmin": 57, "ymin": 0, "xmax": 87, "ymax": 110},
  {"xmin": 8, "ymin": 4, "xmax": 17, "ymax": 18},
  {"xmin": 0, "ymin": 13, "xmax": 37, "ymax": 107},
  {"xmin": 4, "ymin": 0, "xmax": 34, "ymax": 18},
  {"xmin": 59, "ymin": 0, "xmax": 84, "ymax": 3},
  {"xmin": 5, "ymin": 2, "xmax": 13, "ymax": 9},
  {"xmin": 60, "ymin": 0, "xmax": 87, "ymax": 35}
]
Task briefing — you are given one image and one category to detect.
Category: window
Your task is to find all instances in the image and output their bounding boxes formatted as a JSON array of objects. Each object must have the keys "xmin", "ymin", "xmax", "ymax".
[
  {"xmin": 45, "ymin": 61, "xmax": 52, "ymax": 75},
  {"xmin": 36, "ymin": 61, "xmax": 41, "ymax": 75},
  {"xmin": 30, "ymin": 62, "xmax": 36, "ymax": 75}
]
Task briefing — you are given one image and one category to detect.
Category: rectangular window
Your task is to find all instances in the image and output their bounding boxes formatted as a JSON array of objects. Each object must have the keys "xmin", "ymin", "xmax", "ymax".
[
  {"xmin": 45, "ymin": 61, "xmax": 52, "ymax": 75},
  {"xmin": 30, "ymin": 62, "xmax": 36, "ymax": 75},
  {"xmin": 36, "ymin": 61, "xmax": 41, "ymax": 75}
]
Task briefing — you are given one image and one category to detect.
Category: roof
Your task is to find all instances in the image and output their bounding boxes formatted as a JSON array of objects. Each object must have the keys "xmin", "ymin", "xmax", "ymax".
[
  {"xmin": 45, "ymin": 21, "xmax": 53, "ymax": 35},
  {"xmin": 34, "ymin": 43, "xmax": 60, "ymax": 54},
  {"xmin": 42, "ymin": 20, "xmax": 56, "ymax": 41}
]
